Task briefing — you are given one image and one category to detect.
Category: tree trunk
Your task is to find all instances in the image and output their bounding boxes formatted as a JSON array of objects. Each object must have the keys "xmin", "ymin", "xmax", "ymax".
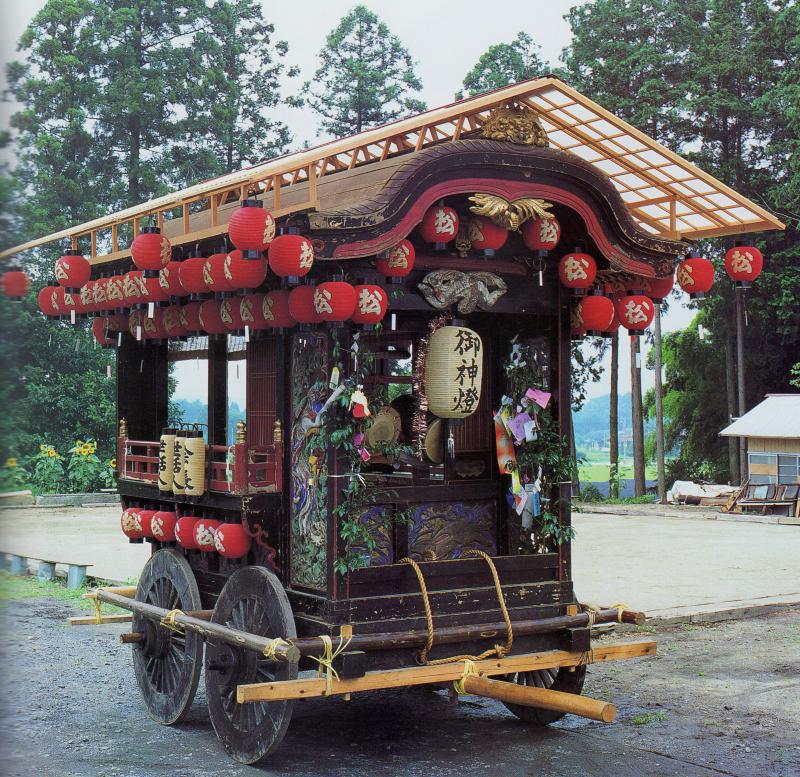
[
  {"xmin": 724, "ymin": 324, "xmax": 739, "ymax": 484},
  {"xmin": 609, "ymin": 331, "xmax": 619, "ymax": 499},
  {"xmin": 630, "ymin": 336, "xmax": 646, "ymax": 497},
  {"xmin": 653, "ymin": 303, "xmax": 666, "ymax": 502}
]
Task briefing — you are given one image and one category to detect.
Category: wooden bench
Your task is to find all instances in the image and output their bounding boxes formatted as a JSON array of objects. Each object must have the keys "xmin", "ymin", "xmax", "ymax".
[
  {"xmin": 1, "ymin": 552, "xmax": 93, "ymax": 589},
  {"xmin": 736, "ymin": 484, "xmax": 799, "ymax": 517}
]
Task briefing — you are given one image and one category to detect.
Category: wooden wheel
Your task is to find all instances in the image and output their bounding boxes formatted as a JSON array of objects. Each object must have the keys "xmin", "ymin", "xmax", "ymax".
[
  {"xmin": 205, "ymin": 566, "xmax": 297, "ymax": 764},
  {"xmin": 132, "ymin": 548, "xmax": 203, "ymax": 725},
  {"xmin": 503, "ymin": 665, "xmax": 587, "ymax": 725}
]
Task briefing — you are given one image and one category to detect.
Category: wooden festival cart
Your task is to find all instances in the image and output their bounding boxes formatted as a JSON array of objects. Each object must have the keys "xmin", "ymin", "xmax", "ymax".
[{"xmin": 9, "ymin": 77, "xmax": 783, "ymax": 764}]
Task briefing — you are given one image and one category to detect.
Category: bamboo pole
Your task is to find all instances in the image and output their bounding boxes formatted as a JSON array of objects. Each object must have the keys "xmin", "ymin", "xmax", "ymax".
[
  {"xmin": 461, "ymin": 675, "xmax": 616, "ymax": 722},
  {"xmin": 95, "ymin": 590, "xmax": 300, "ymax": 664}
]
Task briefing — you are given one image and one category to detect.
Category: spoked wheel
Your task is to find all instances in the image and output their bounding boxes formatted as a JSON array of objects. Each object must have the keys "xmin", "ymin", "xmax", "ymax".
[
  {"xmin": 132, "ymin": 548, "xmax": 203, "ymax": 725},
  {"xmin": 205, "ymin": 566, "xmax": 297, "ymax": 765},
  {"xmin": 503, "ymin": 665, "xmax": 587, "ymax": 725}
]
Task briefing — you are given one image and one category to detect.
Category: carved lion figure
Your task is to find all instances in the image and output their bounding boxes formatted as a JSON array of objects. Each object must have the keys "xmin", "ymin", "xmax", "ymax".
[
  {"xmin": 479, "ymin": 105, "xmax": 549, "ymax": 147},
  {"xmin": 418, "ymin": 270, "xmax": 508, "ymax": 314}
]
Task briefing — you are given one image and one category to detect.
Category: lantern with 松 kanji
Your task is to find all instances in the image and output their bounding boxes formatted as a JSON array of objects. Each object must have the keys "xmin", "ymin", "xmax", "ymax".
[
  {"xmin": 204, "ymin": 252, "xmax": 235, "ymax": 296},
  {"xmin": 159, "ymin": 261, "xmax": 188, "ymax": 302},
  {"xmin": 268, "ymin": 235, "xmax": 315, "ymax": 284},
  {"xmin": 228, "ymin": 198, "xmax": 276, "ymax": 252},
  {"xmin": 521, "ymin": 215, "xmax": 561, "ymax": 253},
  {"xmin": 175, "ymin": 516, "xmax": 200, "ymax": 549},
  {"xmin": 677, "ymin": 253, "xmax": 714, "ymax": 299},
  {"xmin": 120, "ymin": 508, "xmax": 144, "ymax": 540},
  {"xmin": 199, "ymin": 300, "xmax": 227, "ymax": 335},
  {"xmin": 150, "ymin": 511, "xmax": 177, "ymax": 542},
  {"xmin": 314, "ymin": 281, "xmax": 356, "ymax": 323},
  {"xmin": 131, "ymin": 227, "xmax": 171, "ymax": 274},
  {"xmin": 55, "ymin": 250, "xmax": 91, "ymax": 292},
  {"xmin": 2, "ymin": 270, "xmax": 31, "ymax": 301},
  {"xmin": 376, "ymin": 239, "xmax": 415, "ymax": 279},
  {"xmin": 351, "ymin": 285, "xmax": 388, "ymax": 327},
  {"xmin": 288, "ymin": 285, "xmax": 321, "ymax": 325},
  {"xmin": 179, "ymin": 255, "xmax": 210, "ymax": 298},
  {"xmin": 419, "ymin": 203, "xmax": 459, "ymax": 247},
  {"xmin": 577, "ymin": 294, "xmax": 616, "ymax": 336},
  {"xmin": 467, "ymin": 216, "xmax": 507, "ymax": 256},
  {"xmin": 725, "ymin": 242, "xmax": 763, "ymax": 288},
  {"xmin": 617, "ymin": 294, "xmax": 654, "ymax": 336},
  {"xmin": 195, "ymin": 519, "xmax": 221, "ymax": 552},
  {"xmin": 262, "ymin": 289, "xmax": 296, "ymax": 329},
  {"xmin": 225, "ymin": 249, "xmax": 268, "ymax": 293},
  {"xmin": 214, "ymin": 523, "xmax": 252, "ymax": 559},
  {"xmin": 558, "ymin": 249, "xmax": 597, "ymax": 295},
  {"xmin": 424, "ymin": 326, "xmax": 483, "ymax": 419}
]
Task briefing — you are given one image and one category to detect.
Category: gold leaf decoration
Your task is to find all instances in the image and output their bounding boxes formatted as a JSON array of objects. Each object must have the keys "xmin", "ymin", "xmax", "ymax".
[
  {"xmin": 479, "ymin": 105, "xmax": 549, "ymax": 147},
  {"xmin": 468, "ymin": 193, "xmax": 555, "ymax": 231}
]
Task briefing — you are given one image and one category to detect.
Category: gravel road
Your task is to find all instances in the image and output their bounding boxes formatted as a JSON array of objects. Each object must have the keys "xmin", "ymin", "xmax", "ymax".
[{"xmin": 0, "ymin": 597, "xmax": 798, "ymax": 777}]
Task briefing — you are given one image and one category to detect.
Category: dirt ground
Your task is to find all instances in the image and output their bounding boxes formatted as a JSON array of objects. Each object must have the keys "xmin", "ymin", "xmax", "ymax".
[{"xmin": 0, "ymin": 597, "xmax": 797, "ymax": 777}]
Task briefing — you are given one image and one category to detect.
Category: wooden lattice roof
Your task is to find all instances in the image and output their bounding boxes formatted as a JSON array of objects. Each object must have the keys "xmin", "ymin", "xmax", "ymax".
[{"xmin": 1, "ymin": 76, "xmax": 783, "ymax": 264}]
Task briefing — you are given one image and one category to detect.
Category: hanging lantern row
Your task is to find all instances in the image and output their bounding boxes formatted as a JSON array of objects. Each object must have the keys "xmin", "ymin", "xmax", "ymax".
[{"xmin": 574, "ymin": 291, "xmax": 654, "ymax": 339}]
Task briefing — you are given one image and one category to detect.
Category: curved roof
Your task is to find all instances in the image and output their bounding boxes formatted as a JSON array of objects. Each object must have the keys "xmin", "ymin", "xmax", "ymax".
[{"xmin": 0, "ymin": 76, "xmax": 784, "ymax": 265}]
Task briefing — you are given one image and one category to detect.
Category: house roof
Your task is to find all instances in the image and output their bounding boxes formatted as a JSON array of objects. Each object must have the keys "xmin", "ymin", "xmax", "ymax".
[
  {"xmin": 719, "ymin": 395, "xmax": 800, "ymax": 439},
  {"xmin": 0, "ymin": 76, "xmax": 784, "ymax": 265}
]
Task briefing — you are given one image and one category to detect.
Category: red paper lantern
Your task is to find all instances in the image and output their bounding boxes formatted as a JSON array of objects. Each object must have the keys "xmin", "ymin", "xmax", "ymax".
[
  {"xmin": 314, "ymin": 281, "xmax": 356, "ymax": 322},
  {"xmin": 131, "ymin": 227, "xmax": 171, "ymax": 273},
  {"xmin": 2, "ymin": 271, "xmax": 31, "ymax": 301},
  {"xmin": 238, "ymin": 294, "xmax": 265, "ymax": 331},
  {"xmin": 602, "ymin": 309, "xmax": 621, "ymax": 338},
  {"xmin": 268, "ymin": 235, "xmax": 314, "ymax": 281},
  {"xmin": 92, "ymin": 317, "xmax": 115, "ymax": 347},
  {"xmin": 107, "ymin": 276, "xmax": 125, "ymax": 309},
  {"xmin": 123, "ymin": 271, "xmax": 144, "ymax": 309},
  {"xmin": 92, "ymin": 278, "xmax": 110, "ymax": 312},
  {"xmin": 225, "ymin": 249, "xmax": 268, "ymax": 292},
  {"xmin": 220, "ymin": 297, "xmax": 245, "ymax": 332},
  {"xmin": 578, "ymin": 295, "xmax": 616, "ymax": 336},
  {"xmin": 106, "ymin": 313, "xmax": 128, "ymax": 333},
  {"xmin": 79, "ymin": 281, "xmax": 96, "ymax": 316},
  {"xmin": 38, "ymin": 286, "xmax": 61, "ymax": 317},
  {"xmin": 521, "ymin": 215, "xmax": 561, "ymax": 252},
  {"xmin": 351, "ymin": 285, "xmax": 388, "ymax": 326},
  {"xmin": 143, "ymin": 273, "xmax": 169, "ymax": 306},
  {"xmin": 129, "ymin": 310, "xmax": 145, "ymax": 340},
  {"xmin": 204, "ymin": 252, "xmax": 235, "ymax": 296},
  {"xmin": 617, "ymin": 294, "xmax": 655, "ymax": 335},
  {"xmin": 558, "ymin": 250, "xmax": 597, "ymax": 294},
  {"xmin": 159, "ymin": 260, "xmax": 188, "ymax": 299},
  {"xmin": 376, "ymin": 239, "xmax": 415, "ymax": 277},
  {"xmin": 61, "ymin": 290, "xmax": 78, "ymax": 321},
  {"xmin": 175, "ymin": 516, "xmax": 201, "ymax": 549},
  {"xmin": 467, "ymin": 216, "xmax": 507, "ymax": 255},
  {"xmin": 419, "ymin": 203, "xmax": 459, "ymax": 244},
  {"xmin": 138, "ymin": 509, "xmax": 158, "ymax": 538},
  {"xmin": 180, "ymin": 301, "xmax": 203, "ymax": 334},
  {"xmin": 150, "ymin": 511, "xmax": 177, "ymax": 542},
  {"xmin": 725, "ymin": 243, "xmax": 763, "ymax": 288},
  {"xmin": 195, "ymin": 519, "xmax": 221, "ymax": 552},
  {"xmin": 214, "ymin": 522, "xmax": 252, "ymax": 559},
  {"xmin": 55, "ymin": 250, "xmax": 90, "ymax": 291},
  {"xmin": 179, "ymin": 256, "xmax": 210, "ymax": 297},
  {"xmin": 288, "ymin": 285, "xmax": 322, "ymax": 324},
  {"xmin": 646, "ymin": 275, "xmax": 674, "ymax": 302},
  {"xmin": 677, "ymin": 255, "xmax": 714, "ymax": 299},
  {"xmin": 120, "ymin": 508, "xmax": 145, "ymax": 539},
  {"xmin": 228, "ymin": 199, "xmax": 276, "ymax": 252},
  {"xmin": 163, "ymin": 306, "xmax": 187, "ymax": 338},
  {"xmin": 144, "ymin": 308, "xmax": 168, "ymax": 340},
  {"xmin": 199, "ymin": 299, "xmax": 227, "ymax": 335},
  {"xmin": 262, "ymin": 290, "xmax": 296, "ymax": 329}
]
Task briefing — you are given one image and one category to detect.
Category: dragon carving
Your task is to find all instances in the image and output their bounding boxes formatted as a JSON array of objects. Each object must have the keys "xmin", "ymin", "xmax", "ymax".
[
  {"xmin": 418, "ymin": 270, "xmax": 508, "ymax": 314},
  {"xmin": 469, "ymin": 193, "xmax": 555, "ymax": 231}
]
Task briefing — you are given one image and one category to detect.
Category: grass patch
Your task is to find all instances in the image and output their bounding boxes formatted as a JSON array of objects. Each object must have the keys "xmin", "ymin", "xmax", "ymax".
[
  {"xmin": 0, "ymin": 571, "xmax": 127, "ymax": 613},
  {"xmin": 631, "ymin": 710, "xmax": 667, "ymax": 725}
]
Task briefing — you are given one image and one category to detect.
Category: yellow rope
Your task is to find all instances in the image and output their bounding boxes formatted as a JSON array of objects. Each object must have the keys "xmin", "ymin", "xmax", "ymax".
[
  {"xmin": 93, "ymin": 595, "xmax": 102, "ymax": 625},
  {"xmin": 610, "ymin": 602, "xmax": 630, "ymax": 623},
  {"xmin": 400, "ymin": 550, "xmax": 513, "ymax": 666},
  {"xmin": 262, "ymin": 637, "xmax": 291, "ymax": 660},
  {"xmin": 582, "ymin": 602, "xmax": 601, "ymax": 628},
  {"xmin": 160, "ymin": 609, "xmax": 185, "ymax": 635},
  {"xmin": 452, "ymin": 659, "xmax": 478, "ymax": 695},
  {"xmin": 308, "ymin": 634, "xmax": 352, "ymax": 696}
]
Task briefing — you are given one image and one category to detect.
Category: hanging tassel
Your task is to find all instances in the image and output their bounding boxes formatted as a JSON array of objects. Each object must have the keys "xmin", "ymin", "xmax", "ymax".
[{"xmin": 447, "ymin": 429, "xmax": 455, "ymax": 459}]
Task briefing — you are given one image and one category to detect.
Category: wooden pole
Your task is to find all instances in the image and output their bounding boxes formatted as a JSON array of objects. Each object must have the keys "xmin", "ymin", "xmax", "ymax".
[
  {"xmin": 725, "ymin": 326, "xmax": 740, "ymax": 484},
  {"xmin": 95, "ymin": 590, "xmax": 300, "ymax": 663},
  {"xmin": 609, "ymin": 330, "xmax": 619, "ymax": 499},
  {"xmin": 653, "ymin": 303, "xmax": 666, "ymax": 503},
  {"xmin": 630, "ymin": 336, "xmax": 646, "ymax": 497},
  {"xmin": 461, "ymin": 675, "xmax": 616, "ymax": 723},
  {"xmin": 735, "ymin": 288, "xmax": 747, "ymax": 484}
]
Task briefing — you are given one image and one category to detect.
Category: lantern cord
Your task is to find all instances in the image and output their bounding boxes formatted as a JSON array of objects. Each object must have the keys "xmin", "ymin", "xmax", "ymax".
[{"xmin": 399, "ymin": 550, "xmax": 513, "ymax": 666}]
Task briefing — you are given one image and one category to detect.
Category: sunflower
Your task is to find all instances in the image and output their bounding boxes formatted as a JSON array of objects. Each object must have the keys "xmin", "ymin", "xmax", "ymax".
[
  {"xmin": 47, "ymin": 449, "xmax": 57, "ymax": 458},
  {"xmin": 88, "ymin": 442, "xmax": 97, "ymax": 454},
  {"xmin": 80, "ymin": 444, "xmax": 91, "ymax": 456},
  {"xmin": 109, "ymin": 458, "xmax": 117, "ymax": 469},
  {"xmin": 5, "ymin": 457, "xmax": 17, "ymax": 468}
]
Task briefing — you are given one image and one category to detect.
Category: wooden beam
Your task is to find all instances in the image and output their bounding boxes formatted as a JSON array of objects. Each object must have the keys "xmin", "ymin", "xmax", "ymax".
[
  {"xmin": 236, "ymin": 640, "xmax": 657, "ymax": 703},
  {"xmin": 68, "ymin": 613, "xmax": 133, "ymax": 626}
]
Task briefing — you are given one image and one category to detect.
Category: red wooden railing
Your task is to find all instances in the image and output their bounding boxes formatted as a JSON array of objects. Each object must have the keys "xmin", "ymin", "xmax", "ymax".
[{"xmin": 120, "ymin": 439, "xmax": 160, "ymax": 483}]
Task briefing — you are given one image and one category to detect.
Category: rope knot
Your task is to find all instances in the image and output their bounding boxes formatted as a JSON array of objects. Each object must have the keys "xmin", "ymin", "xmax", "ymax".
[
  {"xmin": 262, "ymin": 637, "xmax": 291, "ymax": 660},
  {"xmin": 453, "ymin": 659, "xmax": 478, "ymax": 695},
  {"xmin": 309, "ymin": 633, "xmax": 352, "ymax": 696},
  {"xmin": 160, "ymin": 609, "xmax": 185, "ymax": 635}
]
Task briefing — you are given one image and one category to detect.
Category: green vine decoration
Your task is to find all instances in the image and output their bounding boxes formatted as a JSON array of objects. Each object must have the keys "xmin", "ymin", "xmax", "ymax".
[{"xmin": 502, "ymin": 338, "xmax": 577, "ymax": 552}]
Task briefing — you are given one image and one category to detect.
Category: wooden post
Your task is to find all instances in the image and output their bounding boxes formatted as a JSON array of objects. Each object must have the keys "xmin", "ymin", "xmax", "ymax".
[
  {"xmin": 630, "ymin": 336, "xmax": 646, "ymax": 497},
  {"xmin": 725, "ymin": 326, "xmax": 740, "ymax": 484},
  {"xmin": 609, "ymin": 331, "xmax": 619, "ymax": 499},
  {"xmin": 735, "ymin": 288, "xmax": 747, "ymax": 484},
  {"xmin": 653, "ymin": 303, "xmax": 666, "ymax": 503}
]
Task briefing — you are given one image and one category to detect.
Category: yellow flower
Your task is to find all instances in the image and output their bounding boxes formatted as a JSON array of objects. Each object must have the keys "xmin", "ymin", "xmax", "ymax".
[
  {"xmin": 89, "ymin": 442, "xmax": 97, "ymax": 453},
  {"xmin": 80, "ymin": 444, "xmax": 91, "ymax": 456},
  {"xmin": 5, "ymin": 457, "xmax": 17, "ymax": 468},
  {"xmin": 47, "ymin": 449, "xmax": 56, "ymax": 458},
  {"xmin": 109, "ymin": 458, "xmax": 117, "ymax": 469}
]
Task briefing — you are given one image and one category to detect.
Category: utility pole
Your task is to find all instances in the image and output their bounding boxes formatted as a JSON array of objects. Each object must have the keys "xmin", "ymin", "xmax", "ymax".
[
  {"xmin": 735, "ymin": 287, "xmax": 747, "ymax": 483},
  {"xmin": 630, "ymin": 336, "xmax": 646, "ymax": 497},
  {"xmin": 653, "ymin": 302, "xmax": 666, "ymax": 503}
]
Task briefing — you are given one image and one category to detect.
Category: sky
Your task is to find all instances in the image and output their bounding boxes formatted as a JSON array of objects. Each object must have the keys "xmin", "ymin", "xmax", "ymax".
[{"xmin": 1, "ymin": 0, "xmax": 698, "ymax": 404}]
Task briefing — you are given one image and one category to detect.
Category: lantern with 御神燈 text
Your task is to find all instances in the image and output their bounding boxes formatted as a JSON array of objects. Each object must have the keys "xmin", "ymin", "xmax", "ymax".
[
  {"xmin": 268, "ymin": 235, "xmax": 315, "ymax": 284},
  {"xmin": 617, "ymin": 294, "xmax": 654, "ymax": 336},
  {"xmin": 467, "ymin": 216, "xmax": 507, "ymax": 256},
  {"xmin": 228, "ymin": 198, "xmax": 276, "ymax": 252},
  {"xmin": 725, "ymin": 242, "xmax": 763, "ymax": 289},
  {"xmin": 521, "ymin": 215, "xmax": 561, "ymax": 253},
  {"xmin": 131, "ymin": 227, "xmax": 171, "ymax": 274},
  {"xmin": 314, "ymin": 281, "xmax": 356, "ymax": 323},
  {"xmin": 376, "ymin": 239, "xmax": 415, "ymax": 279},
  {"xmin": 424, "ymin": 325, "xmax": 483, "ymax": 419},
  {"xmin": 558, "ymin": 249, "xmax": 596, "ymax": 295},
  {"xmin": 55, "ymin": 250, "xmax": 90, "ymax": 292},
  {"xmin": 351, "ymin": 285, "xmax": 388, "ymax": 327},
  {"xmin": 419, "ymin": 203, "xmax": 459, "ymax": 247},
  {"xmin": 677, "ymin": 253, "xmax": 714, "ymax": 299}
]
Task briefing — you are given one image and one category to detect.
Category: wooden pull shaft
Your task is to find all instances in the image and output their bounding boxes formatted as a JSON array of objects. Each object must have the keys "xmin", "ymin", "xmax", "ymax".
[{"xmin": 461, "ymin": 675, "xmax": 617, "ymax": 723}]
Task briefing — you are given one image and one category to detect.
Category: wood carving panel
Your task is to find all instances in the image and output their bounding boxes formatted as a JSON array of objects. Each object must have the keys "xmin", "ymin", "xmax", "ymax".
[{"xmin": 408, "ymin": 500, "xmax": 497, "ymax": 561}]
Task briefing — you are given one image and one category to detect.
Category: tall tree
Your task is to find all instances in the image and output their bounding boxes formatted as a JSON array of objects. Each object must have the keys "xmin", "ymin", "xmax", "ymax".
[
  {"xmin": 304, "ymin": 5, "xmax": 426, "ymax": 136},
  {"xmin": 456, "ymin": 32, "xmax": 546, "ymax": 100}
]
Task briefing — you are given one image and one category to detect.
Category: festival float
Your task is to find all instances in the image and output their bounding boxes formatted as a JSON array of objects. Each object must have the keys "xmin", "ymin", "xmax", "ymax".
[{"xmin": 1, "ymin": 77, "xmax": 784, "ymax": 764}]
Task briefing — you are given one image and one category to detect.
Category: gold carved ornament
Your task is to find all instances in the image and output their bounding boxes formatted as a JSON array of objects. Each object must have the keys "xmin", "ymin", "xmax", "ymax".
[
  {"xmin": 479, "ymin": 105, "xmax": 549, "ymax": 147},
  {"xmin": 468, "ymin": 193, "xmax": 555, "ymax": 232}
]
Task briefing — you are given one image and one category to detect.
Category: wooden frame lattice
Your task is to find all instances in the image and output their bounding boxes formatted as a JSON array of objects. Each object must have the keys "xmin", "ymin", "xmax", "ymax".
[{"xmin": 1, "ymin": 77, "xmax": 783, "ymax": 264}]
